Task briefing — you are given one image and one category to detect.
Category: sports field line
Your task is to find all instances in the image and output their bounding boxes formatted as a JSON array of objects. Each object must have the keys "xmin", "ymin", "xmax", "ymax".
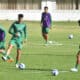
[
  {"xmin": 59, "ymin": 70, "xmax": 70, "ymax": 73},
  {"xmin": 28, "ymin": 41, "xmax": 63, "ymax": 46},
  {"xmin": 27, "ymin": 41, "xmax": 78, "ymax": 47},
  {"xmin": 5, "ymin": 40, "xmax": 78, "ymax": 47},
  {"xmin": 22, "ymin": 69, "xmax": 70, "ymax": 74}
]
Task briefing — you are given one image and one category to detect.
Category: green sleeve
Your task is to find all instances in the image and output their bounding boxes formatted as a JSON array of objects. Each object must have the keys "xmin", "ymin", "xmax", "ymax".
[
  {"xmin": 50, "ymin": 14, "xmax": 52, "ymax": 27},
  {"xmin": 23, "ymin": 25, "xmax": 27, "ymax": 40},
  {"xmin": 41, "ymin": 13, "xmax": 43, "ymax": 23},
  {"xmin": 9, "ymin": 24, "xmax": 15, "ymax": 35},
  {"xmin": 4, "ymin": 30, "xmax": 6, "ymax": 41}
]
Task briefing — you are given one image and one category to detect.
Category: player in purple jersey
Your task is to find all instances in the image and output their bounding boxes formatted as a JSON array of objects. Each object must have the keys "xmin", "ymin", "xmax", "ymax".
[{"xmin": 41, "ymin": 6, "xmax": 52, "ymax": 44}]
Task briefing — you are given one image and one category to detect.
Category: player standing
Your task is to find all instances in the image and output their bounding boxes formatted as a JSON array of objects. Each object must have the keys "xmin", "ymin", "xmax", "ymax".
[
  {"xmin": 71, "ymin": 46, "xmax": 80, "ymax": 72},
  {"xmin": 41, "ymin": 6, "xmax": 52, "ymax": 45},
  {"xmin": 2, "ymin": 14, "xmax": 27, "ymax": 68}
]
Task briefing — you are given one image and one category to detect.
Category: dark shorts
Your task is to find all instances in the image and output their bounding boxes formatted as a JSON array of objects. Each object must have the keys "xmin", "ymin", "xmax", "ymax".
[{"xmin": 42, "ymin": 27, "xmax": 49, "ymax": 34}]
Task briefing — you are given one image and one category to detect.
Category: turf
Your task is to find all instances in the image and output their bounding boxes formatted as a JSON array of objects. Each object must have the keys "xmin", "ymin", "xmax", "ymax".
[{"xmin": 0, "ymin": 21, "xmax": 80, "ymax": 80}]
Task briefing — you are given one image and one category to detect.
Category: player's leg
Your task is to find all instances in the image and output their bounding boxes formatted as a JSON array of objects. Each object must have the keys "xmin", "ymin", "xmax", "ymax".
[
  {"xmin": 2, "ymin": 39, "xmax": 15, "ymax": 61},
  {"xmin": 16, "ymin": 49, "xmax": 21, "ymax": 68},
  {"xmin": 2, "ymin": 44, "xmax": 13, "ymax": 61},
  {"xmin": 0, "ymin": 49, "xmax": 5, "ymax": 55},
  {"xmin": 0, "ymin": 41, "xmax": 6, "ymax": 55},
  {"xmin": 16, "ymin": 42, "xmax": 22, "ymax": 68},
  {"xmin": 75, "ymin": 51, "xmax": 80, "ymax": 68},
  {"xmin": 42, "ymin": 28, "xmax": 52, "ymax": 45},
  {"xmin": 71, "ymin": 50, "xmax": 80, "ymax": 72},
  {"xmin": 42, "ymin": 27, "xmax": 49, "ymax": 43},
  {"xmin": 42, "ymin": 33, "xmax": 48, "ymax": 43}
]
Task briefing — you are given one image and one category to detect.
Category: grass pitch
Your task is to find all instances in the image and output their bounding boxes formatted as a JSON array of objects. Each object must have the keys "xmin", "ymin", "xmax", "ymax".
[{"xmin": 0, "ymin": 21, "xmax": 80, "ymax": 80}]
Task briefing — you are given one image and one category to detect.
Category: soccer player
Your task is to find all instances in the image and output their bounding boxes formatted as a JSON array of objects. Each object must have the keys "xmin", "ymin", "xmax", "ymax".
[
  {"xmin": 0, "ymin": 25, "xmax": 13, "ymax": 62},
  {"xmin": 0, "ymin": 26, "xmax": 6, "ymax": 56},
  {"xmin": 41, "ymin": 6, "xmax": 52, "ymax": 44},
  {"xmin": 71, "ymin": 46, "xmax": 80, "ymax": 72},
  {"xmin": 2, "ymin": 14, "xmax": 27, "ymax": 68}
]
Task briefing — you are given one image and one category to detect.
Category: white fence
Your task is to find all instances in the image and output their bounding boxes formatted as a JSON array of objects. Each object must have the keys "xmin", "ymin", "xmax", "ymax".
[{"xmin": 0, "ymin": 10, "xmax": 80, "ymax": 21}]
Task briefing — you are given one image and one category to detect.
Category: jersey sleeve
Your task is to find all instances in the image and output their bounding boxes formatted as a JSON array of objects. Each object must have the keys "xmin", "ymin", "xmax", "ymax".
[
  {"xmin": 49, "ymin": 13, "xmax": 52, "ymax": 27},
  {"xmin": 9, "ymin": 23, "xmax": 15, "ymax": 36},
  {"xmin": 4, "ymin": 29, "xmax": 6, "ymax": 41},
  {"xmin": 41, "ymin": 13, "xmax": 43, "ymax": 23},
  {"xmin": 1, "ymin": 27, "xmax": 6, "ymax": 41},
  {"xmin": 23, "ymin": 25, "xmax": 27, "ymax": 40}
]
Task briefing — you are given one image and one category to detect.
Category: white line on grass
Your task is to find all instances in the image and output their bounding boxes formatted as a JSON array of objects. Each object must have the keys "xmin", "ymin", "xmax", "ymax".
[
  {"xmin": 28, "ymin": 41, "xmax": 63, "ymax": 46},
  {"xmin": 59, "ymin": 70, "xmax": 70, "ymax": 73}
]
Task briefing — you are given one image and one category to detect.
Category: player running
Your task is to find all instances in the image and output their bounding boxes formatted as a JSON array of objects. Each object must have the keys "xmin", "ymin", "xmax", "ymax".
[
  {"xmin": 41, "ymin": 6, "xmax": 52, "ymax": 45},
  {"xmin": 0, "ymin": 25, "xmax": 13, "ymax": 62},
  {"xmin": 0, "ymin": 26, "xmax": 6, "ymax": 56},
  {"xmin": 71, "ymin": 46, "xmax": 80, "ymax": 72},
  {"xmin": 2, "ymin": 14, "xmax": 27, "ymax": 68}
]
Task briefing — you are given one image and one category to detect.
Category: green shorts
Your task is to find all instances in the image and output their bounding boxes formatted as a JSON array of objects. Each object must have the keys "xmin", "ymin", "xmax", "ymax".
[
  {"xmin": 0, "ymin": 41, "xmax": 5, "ymax": 49},
  {"xmin": 9, "ymin": 39, "xmax": 23, "ymax": 50},
  {"xmin": 42, "ymin": 27, "xmax": 49, "ymax": 34}
]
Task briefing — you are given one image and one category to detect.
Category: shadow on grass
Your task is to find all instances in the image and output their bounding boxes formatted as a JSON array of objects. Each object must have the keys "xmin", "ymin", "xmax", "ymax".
[
  {"xmin": 25, "ymin": 68, "xmax": 52, "ymax": 72},
  {"xmin": 23, "ymin": 53, "xmax": 75, "ymax": 57}
]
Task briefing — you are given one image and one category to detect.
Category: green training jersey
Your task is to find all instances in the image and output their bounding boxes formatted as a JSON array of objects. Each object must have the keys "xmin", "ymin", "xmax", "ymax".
[{"xmin": 9, "ymin": 21, "xmax": 27, "ymax": 41}]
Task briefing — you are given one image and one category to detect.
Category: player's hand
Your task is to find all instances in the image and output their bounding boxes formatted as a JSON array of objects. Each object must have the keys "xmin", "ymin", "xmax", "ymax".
[{"xmin": 15, "ymin": 33, "xmax": 19, "ymax": 37}]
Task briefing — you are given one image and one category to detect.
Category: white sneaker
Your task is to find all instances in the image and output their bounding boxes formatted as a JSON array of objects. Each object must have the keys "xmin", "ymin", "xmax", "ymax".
[
  {"xmin": 45, "ymin": 41, "xmax": 53, "ymax": 46},
  {"xmin": 16, "ymin": 64, "xmax": 19, "ymax": 68},
  {"xmin": 48, "ymin": 41, "xmax": 53, "ymax": 44},
  {"xmin": 71, "ymin": 68, "xmax": 78, "ymax": 72},
  {"xmin": 2, "ymin": 56, "xmax": 7, "ymax": 61}
]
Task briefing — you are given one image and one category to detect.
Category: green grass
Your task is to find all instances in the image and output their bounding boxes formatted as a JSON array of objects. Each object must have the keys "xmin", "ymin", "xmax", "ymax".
[{"xmin": 0, "ymin": 21, "xmax": 80, "ymax": 80}]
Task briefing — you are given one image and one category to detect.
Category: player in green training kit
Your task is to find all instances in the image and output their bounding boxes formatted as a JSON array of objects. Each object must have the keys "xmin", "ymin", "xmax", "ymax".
[{"xmin": 2, "ymin": 14, "xmax": 27, "ymax": 68}]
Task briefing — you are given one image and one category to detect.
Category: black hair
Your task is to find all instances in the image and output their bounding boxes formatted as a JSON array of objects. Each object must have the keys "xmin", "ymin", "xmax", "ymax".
[
  {"xmin": 44, "ymin": 6, "xmax": 48, "ymax": 9},
  {"xmin": 18, "ymin": 14, "xmax": 24, "ymax": 18}
]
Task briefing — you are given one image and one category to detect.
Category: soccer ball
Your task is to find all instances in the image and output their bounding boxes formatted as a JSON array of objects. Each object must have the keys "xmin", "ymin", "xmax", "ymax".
[
  {"xmin": 68, "ymin": 34, "xmax": 73, "ymax": 39},
  {"xmin": 52, "ymin": 69, "xmax": 59, "ymax": 76},
  {"xmin": 19, "ymin": 63, "xmax": 26, "ymax": 70}
]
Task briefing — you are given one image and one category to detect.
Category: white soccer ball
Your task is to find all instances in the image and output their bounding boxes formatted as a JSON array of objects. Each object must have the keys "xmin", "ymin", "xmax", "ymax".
[
  {"xmin": 68, "ymin": 34, "xmax": 73, "ymax": 39},
  {"xmin": 19, "ymin": 63, "xmax": 26, "ymax": 70},
  {"xmin": 52, "ymin": 69, "xmax": 59, "ymax": 76}
]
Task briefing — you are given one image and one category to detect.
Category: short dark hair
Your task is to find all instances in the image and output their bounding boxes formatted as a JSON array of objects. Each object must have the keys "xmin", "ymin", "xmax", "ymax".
[
  {"xmin": 44, "ymin": 6, "xmax": 48, "ymax": 9},
  {"xmin": 18, "ymin": 14, "xmax": 24, "ymax": 18}
]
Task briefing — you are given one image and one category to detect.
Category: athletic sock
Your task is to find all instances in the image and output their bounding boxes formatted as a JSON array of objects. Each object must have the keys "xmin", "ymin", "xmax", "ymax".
[
  {"xmin": 75, "ymin": 63, "xmax": 78, "ymax": 69},
  {"xmin": 16, "ymin": 59, "xmax": 18, "ymax": 64},
  {"xmin": 7, "ymin": 56, "xmax": 11, "ymax": 59}
]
